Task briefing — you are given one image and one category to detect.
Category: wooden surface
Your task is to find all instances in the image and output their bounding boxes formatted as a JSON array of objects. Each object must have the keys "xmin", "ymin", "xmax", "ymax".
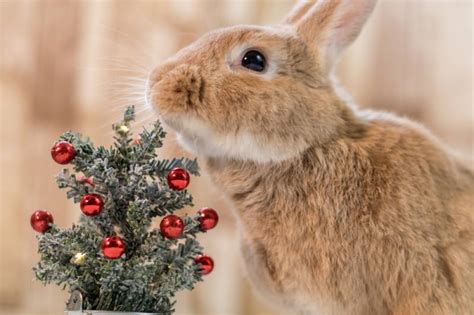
[{"xmin": 0, "ymin": 1, "xmax": 472, "ymax": 314}]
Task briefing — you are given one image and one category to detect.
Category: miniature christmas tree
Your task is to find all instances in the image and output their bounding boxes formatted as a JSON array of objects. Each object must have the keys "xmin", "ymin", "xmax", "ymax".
[{"xmin": 30, "ymin": 106, "xmax": 218, "ymax": 314}]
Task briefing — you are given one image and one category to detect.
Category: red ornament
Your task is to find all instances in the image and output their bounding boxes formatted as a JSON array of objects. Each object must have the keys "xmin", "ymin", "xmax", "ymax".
[
  {"xmin": 195, "ymin": 255, "xmax": 214, "ymax": 275},
  {"xmin": 51, "ymin": 141, "xmax": 76, "ymax": 164},
  {"xmin": 133, "ymin": 136, "xmax": 141, "ymax": 145},
  {"xmin": 80, "ymin": 194, "xmax": 103, "ymax": 216},
  {"xmin": 78, "ymin": 176, "xmax": 94, "ymax": 187},
  {"xmin": 160, "ymin": 214, "xmax": 184, "ymax": 239},
  {"xmin": 101, "ymin": 236, "xmax": 125, "ymax": 259},
  {"xmin": 198, "ymin": 208, "xmax": 219, "ymax": 231},
  {"xmin": 30, "ymin": 210, "xmax": 54, "ymax": 233},
  {"xmin": 167, "ymin": 167, "xmax": 190, "ymax": 190}
]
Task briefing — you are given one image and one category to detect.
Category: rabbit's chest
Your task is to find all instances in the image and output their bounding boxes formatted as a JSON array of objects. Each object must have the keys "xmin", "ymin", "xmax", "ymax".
[
  {"xmin": 239, "ymin": 232, "xmax": 345, "ymax": 314},
  {"xmin": 205, "ymin": 158, "xmax": 370, "ymax": 313}
]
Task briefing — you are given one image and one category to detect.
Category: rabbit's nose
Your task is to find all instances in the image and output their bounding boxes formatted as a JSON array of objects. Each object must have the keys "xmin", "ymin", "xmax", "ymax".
[
  {"xmin": 147, "ymin": 62, "xmax": 174, "ymax": 91},
  {"xmin": 147, "ymin": 65, "xmax": 165, "ymax": 107},
  {"xmin": 148, "ymin": 64, "xmax": 205, "ymax": 113}
]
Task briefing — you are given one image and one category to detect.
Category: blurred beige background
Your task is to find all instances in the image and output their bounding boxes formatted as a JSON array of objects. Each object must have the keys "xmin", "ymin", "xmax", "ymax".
[{"xmin": 0, "ymin": 0, "xmax": 472, "ymax": 314}]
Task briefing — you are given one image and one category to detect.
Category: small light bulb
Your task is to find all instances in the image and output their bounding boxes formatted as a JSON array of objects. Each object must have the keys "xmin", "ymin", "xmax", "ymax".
[
  {"xmin": 71, "ymin": 252, "xmax": 86, "ymax": 265},
  {"xmin": 118, "ymin": 125, "xmax": 129, "ymax": 134}
]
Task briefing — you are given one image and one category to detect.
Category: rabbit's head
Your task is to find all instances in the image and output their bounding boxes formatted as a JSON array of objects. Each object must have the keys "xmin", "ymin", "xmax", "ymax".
[{"xmin": 148, "ymin": 0, "xmax": 376, "ymax": 163}]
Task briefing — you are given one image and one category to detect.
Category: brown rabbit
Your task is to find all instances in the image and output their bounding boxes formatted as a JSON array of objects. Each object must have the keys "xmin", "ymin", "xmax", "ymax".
[{"xmin": 147, "ymin": 0, "xmax": 474, "ymax": 314}]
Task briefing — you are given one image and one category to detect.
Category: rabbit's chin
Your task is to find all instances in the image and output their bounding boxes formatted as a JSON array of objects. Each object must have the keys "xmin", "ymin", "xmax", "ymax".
[{"xmin": 162, "ymin": 114, "xmax": 306, "ymax": 163}]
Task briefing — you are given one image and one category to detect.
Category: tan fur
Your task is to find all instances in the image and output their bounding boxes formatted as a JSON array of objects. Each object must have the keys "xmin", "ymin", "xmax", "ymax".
[{"xmin": 148, "ymin": 0, "xmax": 474, "ymax": 314}]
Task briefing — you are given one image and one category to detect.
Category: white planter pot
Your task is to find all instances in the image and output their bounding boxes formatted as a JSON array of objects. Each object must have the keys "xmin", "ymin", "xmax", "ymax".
[
  {"xmin": 66, "ymin": 312, "xmax": 160, "ymax": 315},
  {"xmin": 65, "ymin": 291, "xmax": 162, "ymax": 315}
]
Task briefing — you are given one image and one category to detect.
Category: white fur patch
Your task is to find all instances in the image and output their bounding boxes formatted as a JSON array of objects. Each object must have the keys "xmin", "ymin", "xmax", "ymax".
[{"xmin": 163, "ymin": 114, "xmax": 305, "ymax": 163}]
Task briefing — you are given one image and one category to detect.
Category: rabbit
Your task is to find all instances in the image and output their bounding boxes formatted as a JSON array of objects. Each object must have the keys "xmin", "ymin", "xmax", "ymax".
[{"xmin": 147, "ymin": 0, "xmax": 474, "ymax": 314}]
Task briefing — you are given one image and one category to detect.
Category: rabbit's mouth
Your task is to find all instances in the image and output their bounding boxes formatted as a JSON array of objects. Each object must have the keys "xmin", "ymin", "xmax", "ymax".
[{"xmin": 159, "ymin": 113, "xmax": 303, "ymax": 163}]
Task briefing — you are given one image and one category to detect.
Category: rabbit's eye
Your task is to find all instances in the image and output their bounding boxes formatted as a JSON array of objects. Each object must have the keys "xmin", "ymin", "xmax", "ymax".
[{"xmin": 241, "ymin": 50, "xmax": 266, "ymax": 72}]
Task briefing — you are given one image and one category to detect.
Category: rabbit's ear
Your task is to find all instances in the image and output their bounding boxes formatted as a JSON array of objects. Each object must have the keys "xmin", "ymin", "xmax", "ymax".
[
  {"xmin": 294, "ymin": 0, "xmax": 377, "ymax": 70},
  {"xmin": 282, "ymin": 0, "xmax": 317, "ymax": 24}
]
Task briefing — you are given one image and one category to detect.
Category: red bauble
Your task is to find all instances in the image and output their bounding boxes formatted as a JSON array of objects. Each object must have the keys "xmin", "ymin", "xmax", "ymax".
[
  {"xmin": 30, "ymin": 210, "xmax": 54, "ymax": 233},
  {"xmin": 198, "ymin": 207, "xmax": 219, "ymax": 231},
  {"xmin": 101, "ymin": 236, "xmax": 125, "ymax": 259},
  {"xmin": 80, "ymin": 194, "xmax": 103, "ymax": 216},
  {"xmin": 133, "ymin": 136, "xmax": 141, "ymax": 145},
  {"xmin": 195, "ymin": 255, "xmax": 214, "ymax": 275},
  {"xmin": 51, "ymin": 141, "xmax": 76, "ymax": 164},
  {"xmin": 167, "ymin": 167, "xmax": 190, "ymax": 190},
  {"xmin": 78, "ymin": 176, "xmax": 94, "ymax": 187},
  {"xmin": 160, "ymin": 214, "xmax": 184, "ymax": 239}
]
